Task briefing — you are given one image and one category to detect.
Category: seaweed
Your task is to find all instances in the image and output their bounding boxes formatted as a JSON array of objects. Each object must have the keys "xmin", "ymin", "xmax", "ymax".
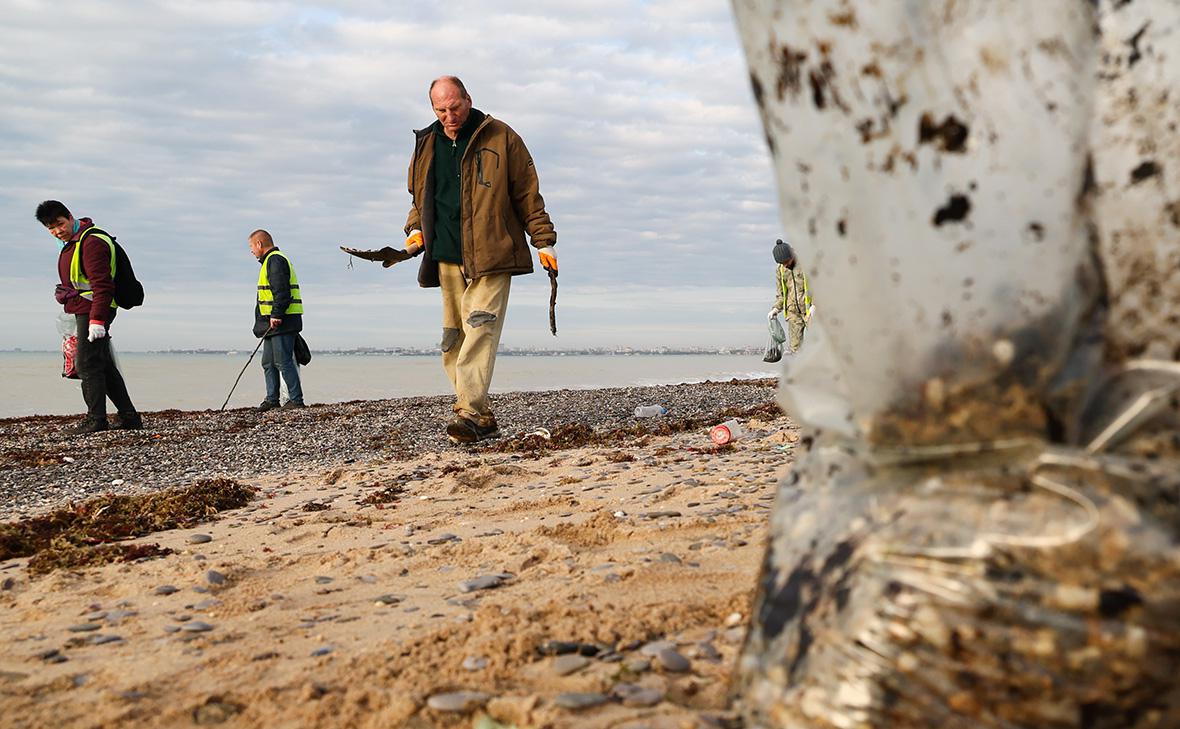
[
  {"xmin": 27, "ymin": 543, "xmax": 173, "ymax": 576},
  {"xmin": 0, "ymin": 478, "xmax": 256, "ymax": 563}
]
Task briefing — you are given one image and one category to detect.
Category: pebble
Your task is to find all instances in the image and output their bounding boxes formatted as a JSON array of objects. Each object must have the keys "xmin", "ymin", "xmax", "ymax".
[
  {"xmin": 656, "ymin": 647, "xmax": 691, "ymax": 673},
  {"xmin": 552, "ymin": 654, "xmax": 590, "ymax": 676},
  {"xmin": 553, "ymin": 692, "xmax": 609, "ymax": 710},
  {"xmin": 639, "ymin": 640, "xmax": 676, "ymax": 656},
  {"xmin": 458, "ymin": 574, "xmax": 510, "ymax": 593},
  {"xmin": 314, "ymin": 576, "xmax": 334, "ymax": 584},
  {"xmin": 88, "ymin": 634, "xmax": 123, "ymax": 646},
  {"xmin": 187, "ymin": 534, "xmax": 213, "ymax": 544},
  {"xmin": 426, "ymin": 690, "xmax": 492, "ymax": 712},
  {"xmin": 625, "ymin": 658, "xmax": 651, "ymax": 673},
  {"xmin": 374, "ymin": 594, "xmax": 403, "ymax": 605},
  {"xmin": 310, "ymin": 646, "xmax": 333, "ymax": 657},
  {"xmin": 67, "ymin": 623, "xmax": 102, "ymax": 633},
  {"xmin": 180, "ymin": 621, "xmax": 214, "ymax": 633},
  {"xmin": 462, "ymin": 656, "xmax": 488, "ymax": 671},
  {"xmin": 205, "ymin": 570, "xmax": 226, "ymax": 586},
  {"xmin": 613, "ymin": 683, "xmax": 664, "ymax": 708},
  {"xmin": 658, "ymin": 552, "xmax": 682, "ymax": 564}
]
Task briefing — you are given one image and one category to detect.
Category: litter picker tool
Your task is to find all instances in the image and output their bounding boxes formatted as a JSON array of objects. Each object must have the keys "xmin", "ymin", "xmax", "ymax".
[
  {"xmin": 548, "ymin": 268, "xmax": 558, "ymax": 336},
  {"xmin": 340, "ymin": 245, "xmax": 413, "ymax": 268},
  {"xmin": 219, "ymin": 325, "xmax": 273, "ymax": 412}
]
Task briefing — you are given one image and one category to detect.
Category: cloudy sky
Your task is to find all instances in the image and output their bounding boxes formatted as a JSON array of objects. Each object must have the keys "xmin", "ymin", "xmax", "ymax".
[{"xmin": 2, "ymin": 0, "xmax": 783, "ymax": 351}]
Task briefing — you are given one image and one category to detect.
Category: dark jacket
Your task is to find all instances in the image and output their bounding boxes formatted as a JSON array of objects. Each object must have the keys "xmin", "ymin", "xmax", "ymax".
[
  {"xmin": 57, "ymin": 217, "xmax": 117, "ymax": 324},
  {"xmin": 253, "ymin": 248, "xmax": 303, "ymax": 338},
  {"xmin": 405, "ymin": 112, "xmax": 556, "ymax": 288}
]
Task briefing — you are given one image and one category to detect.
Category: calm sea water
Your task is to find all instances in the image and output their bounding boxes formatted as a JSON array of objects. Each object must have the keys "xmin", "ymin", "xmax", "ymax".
[{"xmin": 0, "ymin": 351, "xmax": 777, "ymax": 418}]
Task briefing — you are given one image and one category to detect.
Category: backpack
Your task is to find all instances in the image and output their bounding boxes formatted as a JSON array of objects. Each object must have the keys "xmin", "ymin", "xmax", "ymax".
[{"xmin": 82, "ymin": 227, "xmax": 145, "ymax": 309}]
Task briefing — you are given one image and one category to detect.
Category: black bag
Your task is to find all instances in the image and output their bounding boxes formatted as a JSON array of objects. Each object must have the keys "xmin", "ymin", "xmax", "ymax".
[
  {"xmin": 294, "ymin": 333, "xmax": 312, "ymax": 366},
  {"xmin": 83, "ymin": 227, "xmax": 145, "ymax": 309}
]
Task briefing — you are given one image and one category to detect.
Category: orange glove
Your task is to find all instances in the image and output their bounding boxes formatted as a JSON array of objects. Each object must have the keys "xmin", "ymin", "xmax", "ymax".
[
  {"xmin": 537, "ymin": 246, "xmax": 557, "ymax": 273},
  {"xmin": 406, "ymin": 229, "xmax": 424, "ymax": 256}
]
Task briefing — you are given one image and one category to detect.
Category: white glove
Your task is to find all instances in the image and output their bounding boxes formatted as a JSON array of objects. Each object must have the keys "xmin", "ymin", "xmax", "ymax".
[
  {"xmin": 405, "ymin": 229, "xmax": 424, "ymax": 256},
  {"xmin": 87, "ymin": 322, "xmax": 107, "ymax": 342},
  {"xmin": 767, "ymin": 308, "xmax": 779, "ymax": 320},
  {"xmin": 537, "ymin": 246, "xmax": 557, "ymax": 273}
]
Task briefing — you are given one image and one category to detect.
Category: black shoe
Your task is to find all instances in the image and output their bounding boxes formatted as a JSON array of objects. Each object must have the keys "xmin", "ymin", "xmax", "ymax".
[
  {"xmin": 65, "ymin": 418, "xmax": 108, "ymax": 435},
  {"xmin": 256, "ymin": 400, "xmax": 280, "ymax": 413},
  {"xmin": 112, "ymin": 412, "xmax": 143, "ymax": 430},
  {"xmin": 281, "ymin": 400, "xmax": 306, "ymax": 410},
  {"xmin": 446, "ymin": 417, "xmax": 500, "ymax": 444}
]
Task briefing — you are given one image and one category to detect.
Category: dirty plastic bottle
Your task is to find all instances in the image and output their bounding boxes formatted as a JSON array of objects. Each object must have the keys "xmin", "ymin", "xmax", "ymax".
[
  {"xmin": 710, "ymin": 419, "xmax": 744, "ymax": 445},
  {"xmin": 633, "ymin": 405, "xmax": 668, "ymax": 418}
]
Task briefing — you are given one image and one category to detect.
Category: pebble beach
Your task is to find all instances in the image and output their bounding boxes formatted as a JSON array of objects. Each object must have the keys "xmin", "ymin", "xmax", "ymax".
[{"xmin": 0, "ymin": 378, "xmax": 797, "ymax": 728}]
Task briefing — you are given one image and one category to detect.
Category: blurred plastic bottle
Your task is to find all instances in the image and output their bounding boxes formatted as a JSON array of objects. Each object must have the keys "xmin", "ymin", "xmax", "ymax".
[
  {"xmin": 710, "ymin": 419, "xmax": 745, "ymax": 445},
  {"xmin": 634, "ymin": 405, "xmax": 668, "ymax": 418}
]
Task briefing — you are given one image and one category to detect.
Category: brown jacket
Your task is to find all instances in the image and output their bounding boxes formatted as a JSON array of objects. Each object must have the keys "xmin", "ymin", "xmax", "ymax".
[{"xmin": 405, "ymin": 112, "xmax": 556, "ymax": 287}]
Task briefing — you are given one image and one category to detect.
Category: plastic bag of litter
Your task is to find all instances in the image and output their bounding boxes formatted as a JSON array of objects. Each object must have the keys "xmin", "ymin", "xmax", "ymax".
[
  {"xmin": 57, "ymin": 313, "xmax": 79, "ymax": 380},
  {"xmin": 732, "ymin": 0, "xmax": 1180, "ymax": 726},
  {"xmin": 763, "ymin": 315, "xmax": 786, "ymax": 363}
]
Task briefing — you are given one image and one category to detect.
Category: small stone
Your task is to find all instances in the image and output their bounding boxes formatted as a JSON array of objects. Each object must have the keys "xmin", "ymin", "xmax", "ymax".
[
  {"xmin": 553, "ymin": 692, "xmax": 608, "ymax": 710},
  {"xmin": 310, "ymin": 646, "xmax": 333, "ymax": 657},
  {"xmin": 314, "ymin": 576, "xmax": 333, "ymax": 584},
  {"xmin": 88, "ymin": 634, "xmax": 123, "ymax": 646},
  {"xmin": 1, "ymin": 577, "xmax": 14, "ymax": 591},
  {"xmin": 426, "ymin": 690, "xmax": 491, "ymax": 713},
  {"xmin": 180, "ymin": 621, "xmax": 214, "ymax": 633},
  {"xmin": 462, "ymin": 656, "xmax": 488, "ymax": 671},
  {"xmin": 67, "ymin": 623, "xmax": 102, "ymax": 633},
  {"xmin": 205, "ymin": 570, "xmax": 226, "ymax": 586},
  {"xmin": 458, "ymin": 574, "xmax": 509, "ymax": 594},
  {"xmin": 192, "ymin": 599, "xmax": 221, "ymax": 611},
  {"xmin": 374, "ymin": 594, "xmax": 403, "ymax": 605},
  {"xmin": 658, "ymin": 553, "xmax": 682, "ymax": 564},
  {"xmin": 639, "ymin": 640, "xmax": 676, "ymax": 656},
  {"xmin": 613, "ymin": 683, "xmax": 664, "ymax": 708},
  {"xmin": 656, "ymin": 647, "xmax": 691, "ymax": 673},
  {"xmin": 625, "ymin": 658, "xmax": 651, "ymax": 673},
  {"xmin": 111, "ymin": 479, "xmax": 125, "ymax": 486},
  {"xmin": 187, "ymin": 534, "xmax": 213, "ymax": 544},
  {"xmin": 552, "ymin": 654, "xmax": 590, "ymax": 676}
]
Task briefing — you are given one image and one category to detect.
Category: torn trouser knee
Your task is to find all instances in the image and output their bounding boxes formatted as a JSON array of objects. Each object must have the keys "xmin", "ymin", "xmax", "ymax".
[{"xmin": 440, "ymin": 327, "xmax": 461, "ymax": 353}]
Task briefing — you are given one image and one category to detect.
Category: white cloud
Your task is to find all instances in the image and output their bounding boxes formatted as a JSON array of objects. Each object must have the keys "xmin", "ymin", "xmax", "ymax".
[{"xmin": 1, "ymin": 0, "xmax": 787, "ymax": 351}]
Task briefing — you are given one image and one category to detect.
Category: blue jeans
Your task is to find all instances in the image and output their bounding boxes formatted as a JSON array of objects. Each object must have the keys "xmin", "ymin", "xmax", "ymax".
[{"xmin": 261, "ymin": 333, "xmax": 303, "ymax": 405}]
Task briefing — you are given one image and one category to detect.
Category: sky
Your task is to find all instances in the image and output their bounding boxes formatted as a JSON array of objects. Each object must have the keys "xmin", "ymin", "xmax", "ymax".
[{"xmin": 1, "ymin": 0, "xmax": 784, "ymax": 351}]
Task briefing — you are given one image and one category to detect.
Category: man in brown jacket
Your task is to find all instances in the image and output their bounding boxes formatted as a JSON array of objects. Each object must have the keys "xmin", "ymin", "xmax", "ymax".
[{"xmin": 403, "ymin": 75, "xmax": 557, "ymax": 444}]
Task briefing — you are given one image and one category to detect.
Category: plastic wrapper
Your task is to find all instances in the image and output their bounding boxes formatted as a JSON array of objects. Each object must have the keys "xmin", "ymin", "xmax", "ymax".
[{"xmin": 730, "ymin": 0, "xmax": 1180, "ymax": 725}]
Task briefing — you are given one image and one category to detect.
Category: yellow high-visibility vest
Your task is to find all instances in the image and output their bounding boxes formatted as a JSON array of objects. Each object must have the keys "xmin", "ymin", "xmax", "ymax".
[
  {"xmin": 69, "ymin": 228, "xmax": 118, "ymax": 309},
  {"xmin": 257, "ymin": 249, "xmax": 304, "ymax": 316},
  {"xmin": 778, "ymin": 265, "xmax": 811, "ymax": 315}
]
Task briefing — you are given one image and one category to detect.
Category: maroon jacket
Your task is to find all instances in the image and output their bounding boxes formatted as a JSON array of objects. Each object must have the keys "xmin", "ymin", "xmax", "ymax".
[{"xmin": 57, "ymin": 217, "xmax": 117, "ymax": 324}]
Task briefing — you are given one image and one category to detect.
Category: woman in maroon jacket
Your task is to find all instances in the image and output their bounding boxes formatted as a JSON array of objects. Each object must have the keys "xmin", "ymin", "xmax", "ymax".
[{"xmin": 36, "ymin": 200, "xmax": 141, "ymax": 434}]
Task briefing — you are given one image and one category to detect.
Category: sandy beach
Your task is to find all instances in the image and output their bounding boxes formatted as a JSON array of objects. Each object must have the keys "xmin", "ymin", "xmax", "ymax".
[{"xmin": 0, "ymin": 379, "xmax": 796, "ymax": 728}]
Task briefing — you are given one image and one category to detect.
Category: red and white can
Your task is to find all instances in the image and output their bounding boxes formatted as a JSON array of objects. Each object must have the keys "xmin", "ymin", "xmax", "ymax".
[{"xmin": 710, "ymin": 419, "xmax": 744, "ymax": 445}]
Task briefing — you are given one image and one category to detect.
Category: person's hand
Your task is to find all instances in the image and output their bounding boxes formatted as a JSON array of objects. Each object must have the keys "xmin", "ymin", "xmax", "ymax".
[
  {"xmin": 537, "ymin": 246, "xmax": 557, "ymax": 273},
  {"xmin": 269, "ymin": 317, "xmax": 282, "ymax": 329},
  {"xmin": 405, "ymin": 230, "xmax": 424, "ymax": 256},
  {"xmin": 767, "ymin": 308, "xmax": 779, "ymax": 320},
  {"xmin": 87, "ymin": 322, "xmax": 107, "ymax": 342},
  {"xmin": 55, "ymin": 284, "xmax": 77, "ymax": 304}
]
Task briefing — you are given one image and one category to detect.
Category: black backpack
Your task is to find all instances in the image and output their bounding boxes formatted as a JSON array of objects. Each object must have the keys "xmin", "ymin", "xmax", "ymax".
[{"xmin": 82, "ymin": 227, "xmax": 145, "ymax": 309}]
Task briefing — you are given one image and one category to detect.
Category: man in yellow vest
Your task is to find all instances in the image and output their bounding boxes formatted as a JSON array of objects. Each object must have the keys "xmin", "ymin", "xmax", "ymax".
[
  {"xmin": 249, "ymin": 229, "xmax": 305, "ymax": 411},
  {"xmin": 37, "ymin": 200, "xmax": 142, "ymax": 434},
  {"xmin": 769, "ymin": 239, "xmax": 812, "ymax": 353}
]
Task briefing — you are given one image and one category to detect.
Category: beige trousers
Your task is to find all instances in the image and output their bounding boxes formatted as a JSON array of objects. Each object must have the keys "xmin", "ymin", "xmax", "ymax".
[{"xmin": 438, "ymin": 262, "xmax": 511, "ymax": 426}]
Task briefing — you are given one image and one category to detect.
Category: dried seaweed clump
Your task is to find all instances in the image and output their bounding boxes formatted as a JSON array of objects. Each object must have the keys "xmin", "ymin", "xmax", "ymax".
[
  {"xmin": 360, "ymin": 484, "xmax": 407, "ymax": 505},
  {"xmin": 27, "ymin": 543, "xmax": 173, "ymax": 576},
  {"xmin": 0, "ymin": 478, "xmax": 256, "ymax": 562}
]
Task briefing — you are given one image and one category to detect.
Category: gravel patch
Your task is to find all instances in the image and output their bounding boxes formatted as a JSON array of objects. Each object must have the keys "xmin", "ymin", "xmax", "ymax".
[{"xmin": 0, "ymin": 379, "xmax": 778, "ymax": 517}]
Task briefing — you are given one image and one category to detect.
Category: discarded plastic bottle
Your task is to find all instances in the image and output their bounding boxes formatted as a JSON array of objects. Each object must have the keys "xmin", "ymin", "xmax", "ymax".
[
  {"xmin": 710, "ymin": 419, "xmax": 744, "ymax": 445},
  {"xmin": 633, "ymin": 405, "xmax": 668, "ymax": 418}
]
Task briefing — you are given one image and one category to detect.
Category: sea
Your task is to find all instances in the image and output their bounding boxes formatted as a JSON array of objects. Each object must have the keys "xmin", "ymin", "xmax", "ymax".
[{"xmin": 0, "ymin": 351, "xmax": 778, "ymax": 419}]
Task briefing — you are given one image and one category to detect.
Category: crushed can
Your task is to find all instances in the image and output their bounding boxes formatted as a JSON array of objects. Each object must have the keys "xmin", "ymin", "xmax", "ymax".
[{"xmin": 710, "ymin": 419, "xmax": 744, "ymax": 445}]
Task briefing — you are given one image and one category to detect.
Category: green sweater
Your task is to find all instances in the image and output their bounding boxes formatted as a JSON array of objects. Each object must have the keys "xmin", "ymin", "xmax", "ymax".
[{"xmin": 430, "ymin": 110, "xmax": 485, "ymax": 264}]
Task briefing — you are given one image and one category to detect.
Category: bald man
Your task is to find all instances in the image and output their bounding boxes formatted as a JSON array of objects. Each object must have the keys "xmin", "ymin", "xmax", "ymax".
[
  {"xmin": 249, "ymin": 230, "xmax": 305, "ymax": 411},
  {"xmin": 402, "ymin": 75, "xmax": 557, "ymax": 444}
]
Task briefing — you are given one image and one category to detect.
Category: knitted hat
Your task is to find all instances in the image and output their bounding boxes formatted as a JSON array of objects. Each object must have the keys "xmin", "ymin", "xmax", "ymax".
[{"xmin": 772, "ymin": 239, "xmax": 794, "ymax": 264}]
